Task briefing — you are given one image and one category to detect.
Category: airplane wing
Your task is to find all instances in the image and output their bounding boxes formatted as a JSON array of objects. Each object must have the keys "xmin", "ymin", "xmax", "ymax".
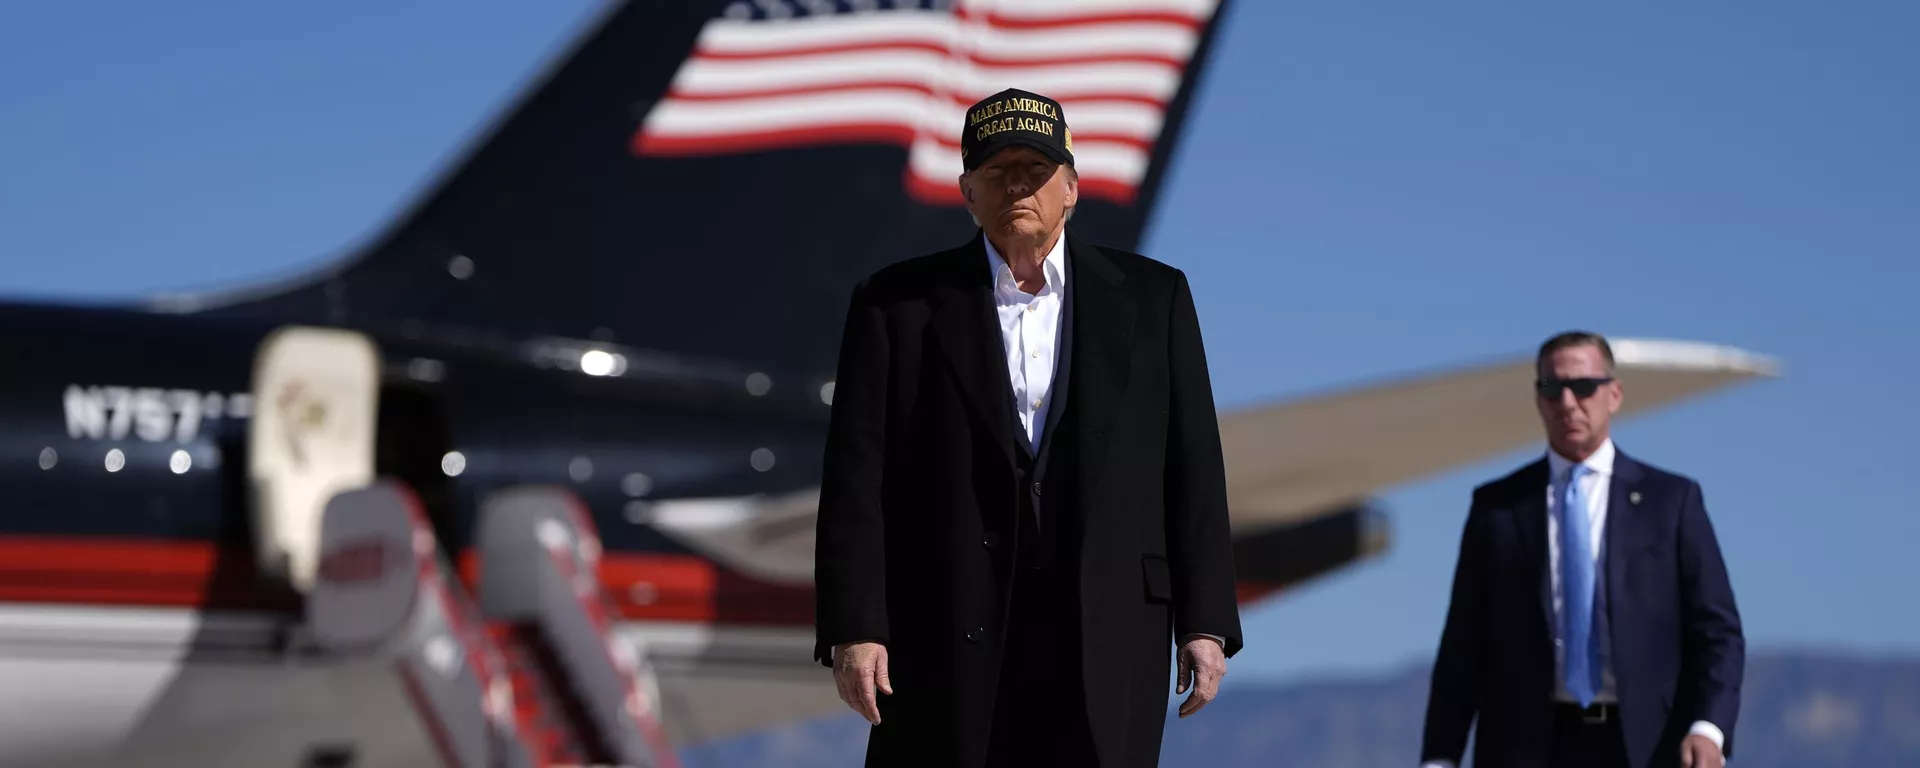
[
  {"xmin": 650, "ymin": 337, "xmax": 1781, "ymax": 587},
  {"xmin": 1220, "ymin": 337, "xmax": 1782, "ymax": 532}
]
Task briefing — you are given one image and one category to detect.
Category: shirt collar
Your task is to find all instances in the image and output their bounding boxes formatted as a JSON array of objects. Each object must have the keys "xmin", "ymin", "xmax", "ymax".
[
  {"xmin": 1547, "ymin": 437, "xmax": 1615, "ymax": 480},
  {"xmin": 983, "ymin": 231, "xmax": 1067, "ymax": 293}
]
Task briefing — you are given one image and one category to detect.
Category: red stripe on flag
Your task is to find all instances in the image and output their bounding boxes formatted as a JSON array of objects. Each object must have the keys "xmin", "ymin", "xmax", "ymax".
[
  {"xmin": 633, "ymin": 123, "xmax": 921, "ymax": 157},
  {"xmin": 951, "ymin": 8, "xmax": 1206, "ymax": 31},
  {"xmin": 660, "ymin": 81, "xmax": 1170, "ymax": 110}
]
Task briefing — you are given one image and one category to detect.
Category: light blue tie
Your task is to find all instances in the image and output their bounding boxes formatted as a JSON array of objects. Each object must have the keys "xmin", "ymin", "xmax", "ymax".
[{"xmin": 1560, "ymin": 464, "xmax": 1601, "ymax": 706}]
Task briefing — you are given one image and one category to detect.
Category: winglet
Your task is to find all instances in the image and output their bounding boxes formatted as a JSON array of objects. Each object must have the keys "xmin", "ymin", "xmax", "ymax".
[{"xmin": 1611, "ymin": 337, "xmax": 1784, "ymax": 378}]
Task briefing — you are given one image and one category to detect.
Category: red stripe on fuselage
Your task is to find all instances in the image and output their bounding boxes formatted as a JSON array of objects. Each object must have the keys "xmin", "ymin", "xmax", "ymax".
[
  {"xmin": 0, "ymin": 536, "xmax": 300, "ymax": 611},
  {"xmin": 0, "ymin": 536, "xmax": 1288, "ymax": 626},
  {"xmin": 0, "ymin": 536, "xmax": 815, "ymax": 626},
  {"xmin": 454, "ymin": 550, "xmax": 815, "ymax": 627}
]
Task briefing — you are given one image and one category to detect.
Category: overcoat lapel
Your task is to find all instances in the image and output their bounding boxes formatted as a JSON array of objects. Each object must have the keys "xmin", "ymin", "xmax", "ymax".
[
  {"xmin": 1063, "ymin": 233, "xmax": 1136, "ymax": 490},
  {"xmin": 1030, "ymin": 243, "xmax": 1075, "ymax": 464},
  {"xmin": 929, "ymin": 232, "xmax": 1019, "ymax": 468}
]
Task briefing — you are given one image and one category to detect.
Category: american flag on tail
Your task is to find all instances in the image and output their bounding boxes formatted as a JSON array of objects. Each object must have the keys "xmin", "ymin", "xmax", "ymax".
[{"xmin": 630, "ymin": 0, "xmax": 1223, "ymax": 206}]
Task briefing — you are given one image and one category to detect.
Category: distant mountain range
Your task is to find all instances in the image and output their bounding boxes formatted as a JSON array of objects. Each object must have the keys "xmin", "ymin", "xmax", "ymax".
[{"xmin": 672, "ymin": 649, "xmax": 1920, "ymax": 768}]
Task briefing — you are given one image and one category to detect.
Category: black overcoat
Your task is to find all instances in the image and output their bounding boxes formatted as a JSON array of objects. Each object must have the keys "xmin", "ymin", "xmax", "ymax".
[{"xmin": 814, "ymin": 230, "xmax": 1244, "ymax": 768}]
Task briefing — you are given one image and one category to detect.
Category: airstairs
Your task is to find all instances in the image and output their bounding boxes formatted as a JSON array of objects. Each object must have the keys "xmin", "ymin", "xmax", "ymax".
[
  {"xmin": 304, "ymin": 480, "xmax": 674, "ymax": 768},
  {"xmin": 473, "ymin": 485, "xmax": 679, "ymax": 768}
]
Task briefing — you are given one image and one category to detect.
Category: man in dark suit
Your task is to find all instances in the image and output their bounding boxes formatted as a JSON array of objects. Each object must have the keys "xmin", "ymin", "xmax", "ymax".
[
  {"xmin": 1420, "ymin": 331, "xmax": 1745, "ymax": 768},
  {"xmin": 812, "ymin": 87, "xmax": 1244, "ymax": 768}
]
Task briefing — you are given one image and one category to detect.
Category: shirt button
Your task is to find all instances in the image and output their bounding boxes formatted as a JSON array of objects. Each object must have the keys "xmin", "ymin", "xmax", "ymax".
[
  {"xmin": 1031, "ymin": 351, "xmax": 1040, "ymax": 359},
  {"xmin": 1031, "ymin": 399, "xmax": 1042, "ymax": 409},
  {"xmin": 966, "ymin": 628, "xmax": 982, "ymax": 643},
  {"xmin": 1025, "ymin": 305, "xmax": 1034, "ymax": 312},
  {"xmin": 983, "ymin": 532, "xmax": 999, "ymax": 548},
  {"xmin": 1032, "ymin": 481, "xmax": 1043, "ymax": 496}
]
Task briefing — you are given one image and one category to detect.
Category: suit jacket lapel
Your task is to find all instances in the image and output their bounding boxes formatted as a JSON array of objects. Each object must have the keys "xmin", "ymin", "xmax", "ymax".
[
  {"xmin": 1604, "ymin": 450, "xmax": 1645, "ymax": 626},
  {"xmin": 1508, "ymin": 459, "xmax": 1554, "ymax": 643},
  {"xmin": 929, "ymin": 233, "xmax": 1018, "ymax": 468},
  {"xmin": 1064, "ymin": 233, "xmax": 1136, "ymax": 488}
]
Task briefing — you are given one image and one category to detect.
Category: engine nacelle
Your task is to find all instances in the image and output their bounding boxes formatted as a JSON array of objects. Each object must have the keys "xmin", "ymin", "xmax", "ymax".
[{"xmin": 1232, "ymin": 501, "xmax": 1391, "ymax": 604}]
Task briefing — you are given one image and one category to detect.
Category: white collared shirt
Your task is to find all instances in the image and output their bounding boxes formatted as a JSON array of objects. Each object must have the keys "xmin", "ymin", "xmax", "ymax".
[
  {"xmin": 1546, "ymin": 438, "xmax": 1618, "ymax": 705},
  {"xmin": 984, "ymin": 233, "xmax": 1067, "ymax": 454}
]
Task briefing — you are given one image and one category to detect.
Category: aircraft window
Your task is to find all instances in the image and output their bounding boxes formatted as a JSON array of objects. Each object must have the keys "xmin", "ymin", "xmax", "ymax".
[
  {"xmin": 624, "ymin": 500, "xmax": 652, "ymax": 525},
  {"xmin": 622, "ymin": 472, "xmax": 652, "ymax": 497},
  {"xmin": 406, "ymin": 358, "xmax": 444, "ymax": 382}
]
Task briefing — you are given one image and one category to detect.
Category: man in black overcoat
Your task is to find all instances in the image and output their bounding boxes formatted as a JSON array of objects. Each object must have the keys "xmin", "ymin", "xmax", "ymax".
[{"xmin": 813, "ymin": 87, "xmax": 1245, "ymax": 768}]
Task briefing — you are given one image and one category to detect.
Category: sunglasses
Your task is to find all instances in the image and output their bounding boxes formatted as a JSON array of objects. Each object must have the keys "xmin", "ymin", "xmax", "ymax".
[{"xmin": 1535, "ymin": 376, "xmax": 1614, "ymax": 400}]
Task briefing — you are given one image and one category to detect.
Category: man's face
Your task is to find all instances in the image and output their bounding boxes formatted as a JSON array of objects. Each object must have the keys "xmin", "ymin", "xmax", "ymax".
[
  {"xmin": 959, "ymin": 146, "xmax": 1077, "ymax": 242},
  {"xmin": 1534, "ymin": 343, "xmax": 1622, "ymax": 460}
]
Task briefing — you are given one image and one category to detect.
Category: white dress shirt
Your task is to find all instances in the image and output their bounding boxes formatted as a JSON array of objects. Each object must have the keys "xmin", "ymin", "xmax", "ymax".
[
  {"xmin": 983, "ymin": 234, "xmax": 1066, "ymax": 455},
  {"xmin": 1420, "ymin": 439, "xmax": 1721, "ymax": 768}
]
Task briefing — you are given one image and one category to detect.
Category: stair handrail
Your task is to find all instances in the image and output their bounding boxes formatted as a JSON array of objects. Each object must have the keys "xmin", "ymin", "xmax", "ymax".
[
  {"xmin": 477, "ymin": 485, "xmax": 680, "ymax": 768},
  {"xmin": 308, "ymin": 480, "xmax": 543, "ymax": 768}
]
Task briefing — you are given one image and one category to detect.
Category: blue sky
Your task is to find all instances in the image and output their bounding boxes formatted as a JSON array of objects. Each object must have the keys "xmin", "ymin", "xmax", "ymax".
[{"xmin": 2, "ymin": 0, "xmax": 1915, "ymax": 688}]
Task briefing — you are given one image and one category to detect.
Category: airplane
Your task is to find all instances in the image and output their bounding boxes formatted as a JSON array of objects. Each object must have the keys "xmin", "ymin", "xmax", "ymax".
[{"xmin": 0, "ymin": 0, "xmax": 1781, "ymax": 766}]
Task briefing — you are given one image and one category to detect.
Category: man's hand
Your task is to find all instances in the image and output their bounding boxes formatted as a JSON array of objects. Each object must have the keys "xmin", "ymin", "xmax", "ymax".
[
  {"xmin": 1175, "ymin": 635, "xmax": 1225, "ymax": 718},
  {"xmin": 832, "ymin": 641, "xmax": 891, "ymax": 725},
  {"xmin": 1680, "ymin": 734, "xmax": 1724, "ymax": 768}
]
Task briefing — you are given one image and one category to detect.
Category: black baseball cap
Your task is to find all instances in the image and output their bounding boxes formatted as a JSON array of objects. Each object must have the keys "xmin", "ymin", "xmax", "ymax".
[{"xmin": 960, "ymin": 87, "xmax": 1074, "ymax": 171}]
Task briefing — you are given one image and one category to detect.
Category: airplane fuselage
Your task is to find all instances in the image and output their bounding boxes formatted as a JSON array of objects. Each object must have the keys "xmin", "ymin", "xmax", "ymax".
[{"xmin": 0, "ymin": 300, "xmax": 835, "ymax": 765}]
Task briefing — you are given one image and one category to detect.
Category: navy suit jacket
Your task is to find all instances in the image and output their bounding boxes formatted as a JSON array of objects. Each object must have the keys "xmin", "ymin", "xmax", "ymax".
[{"xmin": 1420, "ymin": 448, "xmax": 1744, "ymax": 768}]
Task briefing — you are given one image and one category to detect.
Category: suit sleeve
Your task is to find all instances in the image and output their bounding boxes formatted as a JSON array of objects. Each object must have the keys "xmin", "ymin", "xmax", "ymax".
[
  {"xmin": 1421, "ymin": 498, "xmax": 1488, "ymax": 766},
  {"xmin": 1677, "ymin": 480, "xmax": 1745, "ymax": 757},
  {"xmin": 1163, "ymin": 268, "xmax": 1244, "ymax": 658},
  {"xmin": 813, "ymin": 277, "xmax": 892, "ymax": 666}
]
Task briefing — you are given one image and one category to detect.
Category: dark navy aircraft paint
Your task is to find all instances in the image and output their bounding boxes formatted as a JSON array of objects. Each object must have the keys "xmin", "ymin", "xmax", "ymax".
[{"xmin": 0, "ymin": 0, "xmax": 1240, "ymax": 617}]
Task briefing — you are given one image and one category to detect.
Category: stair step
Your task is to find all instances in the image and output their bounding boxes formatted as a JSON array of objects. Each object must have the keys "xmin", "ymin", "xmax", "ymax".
[{"xmin": 485, "ymin": 621, "xmax": 612, "ymax": 766}]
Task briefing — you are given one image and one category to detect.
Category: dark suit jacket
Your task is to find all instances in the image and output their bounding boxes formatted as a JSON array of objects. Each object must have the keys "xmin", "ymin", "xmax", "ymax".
[
  {"xmin": 813, "ymin": 229, "xmax": 1243, "ymax": 768},
  {"xmin": 1421, "ymin": 449, "xmax": 1745, "ymax": 768}
]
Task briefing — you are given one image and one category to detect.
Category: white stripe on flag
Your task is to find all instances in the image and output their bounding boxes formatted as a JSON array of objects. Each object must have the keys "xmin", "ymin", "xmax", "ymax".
[
  {"xmin": 667, "ymin": 53, "xmax": 1185, "ymax": 102},
  {"xmin": 643, "ymin": 89, "xmax": 1165, "ymax": 144},
  {"xmin": 695, "ymin": 17, "xmax": 1200, "ymax": 63},
  {"xmin": 693, "ymin": 11, "xmax": 950, "ymax": 54}
]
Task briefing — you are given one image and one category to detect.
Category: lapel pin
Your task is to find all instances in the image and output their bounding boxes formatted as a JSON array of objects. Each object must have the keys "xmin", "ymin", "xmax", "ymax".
[{"xmin": 1629, "ymin": 491, "xmax": 1642, "ymax": 504}]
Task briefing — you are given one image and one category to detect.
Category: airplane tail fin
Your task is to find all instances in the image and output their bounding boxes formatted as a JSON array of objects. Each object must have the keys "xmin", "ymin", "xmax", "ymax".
[{"xmin": 171, "ymin": 0, "xmax": 1236, "ymax": 380}]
